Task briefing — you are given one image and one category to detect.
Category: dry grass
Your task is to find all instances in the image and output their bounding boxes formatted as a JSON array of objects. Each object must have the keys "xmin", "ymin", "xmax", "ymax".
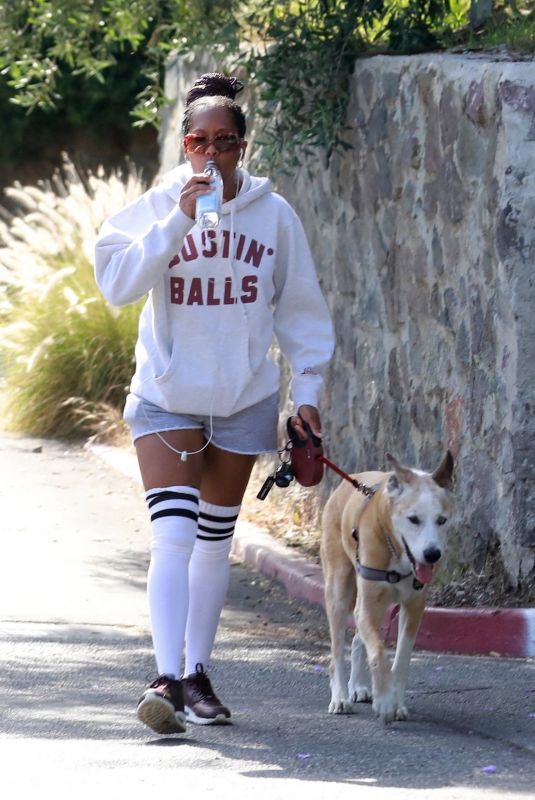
[{"xmin": 0, "ymin": 156, "xmax": 145, "ymax": 438}]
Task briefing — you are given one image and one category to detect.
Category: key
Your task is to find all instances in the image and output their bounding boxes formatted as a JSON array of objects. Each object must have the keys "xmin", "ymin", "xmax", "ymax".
[{"xmin": 257, "ymin": 473, "xmax": 276, "ymax": 500}]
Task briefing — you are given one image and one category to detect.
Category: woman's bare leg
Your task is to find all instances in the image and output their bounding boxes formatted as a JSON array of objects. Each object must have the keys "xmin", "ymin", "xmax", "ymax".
[{"xmin": 200, "ymin": 443, "xmax": 257, "ymax": 504}]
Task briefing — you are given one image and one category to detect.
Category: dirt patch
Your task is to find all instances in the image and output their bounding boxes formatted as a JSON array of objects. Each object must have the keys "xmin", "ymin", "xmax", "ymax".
[{"xmin": 427, "ymin": 555, "xmax": 535, "ymax": 608}]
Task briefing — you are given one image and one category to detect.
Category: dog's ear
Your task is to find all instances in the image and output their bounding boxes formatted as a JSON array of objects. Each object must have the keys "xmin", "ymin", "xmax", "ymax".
[
  {"xmin": 386, "ymin": 453, "xmax": 416, "ymax": 496},
  {"xmin": 386, "ymin": 472, "xmax": 402, "ymax": 496},
  {"xmin": 431, "ymin": 450, "xmax": 454, "ymax": 490}
]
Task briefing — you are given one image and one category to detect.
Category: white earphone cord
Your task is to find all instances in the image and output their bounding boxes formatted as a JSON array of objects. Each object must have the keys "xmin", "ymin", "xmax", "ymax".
[{"xmin": 141, "ymin": 401, "xmax": 214, "ymax": 462}]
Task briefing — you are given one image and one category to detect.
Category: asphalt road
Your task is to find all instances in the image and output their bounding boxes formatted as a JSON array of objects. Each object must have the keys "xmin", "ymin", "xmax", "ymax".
[{"xmin": 1, "ymin": 431, "xmax": 534, "ymax": 799}]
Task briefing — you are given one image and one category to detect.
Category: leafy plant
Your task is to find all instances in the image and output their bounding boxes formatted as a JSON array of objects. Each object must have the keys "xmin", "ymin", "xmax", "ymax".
[
  {"xmin": 238, "ymin": 1, "xmax": 388, "ymax": 172},
  {"xmin": 386, "ymin": 0, "xmax": 459, "ymax": 51},
  {"xmin": 1, "ymin": 1, "xmax": 533, "ymax": 176},
  {"xmin": 0, "ymin": 158, "xmax": 145, "ymax": 438},
  {"xmin": 465, "ymin": 1, "xmax": 535, "ymax": 51},
  {"xmin": 234, "ymin": 1, "xmax": 473, "ymax": 171},
  {"xmin": 0, "ymin": 1, "xmax": 239, "ymax": 125}
]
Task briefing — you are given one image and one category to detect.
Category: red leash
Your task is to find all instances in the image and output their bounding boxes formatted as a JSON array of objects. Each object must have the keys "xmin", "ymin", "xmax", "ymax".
[
  {"xmin": 317, "ymin": 454, "xmax": 377, "ymax": 497},
  {"xmin": 285, "ymin": 416, "xmax": 377, "ymax": 497}
]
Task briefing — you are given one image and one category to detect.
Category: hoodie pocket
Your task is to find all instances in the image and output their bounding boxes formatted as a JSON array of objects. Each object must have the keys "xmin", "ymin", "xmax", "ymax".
[{"xmin": 153, "ymin": 308, "xmax": 253, "ymax": 416}]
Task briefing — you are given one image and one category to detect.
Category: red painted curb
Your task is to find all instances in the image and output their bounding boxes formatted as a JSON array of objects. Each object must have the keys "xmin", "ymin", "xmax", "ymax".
[
  {"xmin": 407, "ymin": 607, "xmax": 534, "ymax": 658},
  {"xmin": 88, "ymin": 444, "xmax": 535, "ymax": 659}
]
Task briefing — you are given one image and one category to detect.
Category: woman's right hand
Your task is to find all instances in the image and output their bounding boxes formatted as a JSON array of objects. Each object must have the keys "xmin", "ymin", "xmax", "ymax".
[{"xmin": 179, "ymin": 173, "xmax": 213, "ymax": 219}]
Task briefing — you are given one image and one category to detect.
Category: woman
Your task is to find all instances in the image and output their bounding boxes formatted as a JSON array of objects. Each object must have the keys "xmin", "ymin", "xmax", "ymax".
[{"xmin": 94, "ymin": 73, "xmax": 334, "ymax": 735}]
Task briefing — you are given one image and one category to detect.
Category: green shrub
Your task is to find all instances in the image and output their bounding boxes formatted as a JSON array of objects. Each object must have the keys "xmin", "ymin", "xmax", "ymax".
[
  {"xmin": 470, "ymin": 3, "xmax": 535, "ymax": 52},
  {"xmin": 0, "ymin": 158, "xmax": 145, "ymax": 438}
]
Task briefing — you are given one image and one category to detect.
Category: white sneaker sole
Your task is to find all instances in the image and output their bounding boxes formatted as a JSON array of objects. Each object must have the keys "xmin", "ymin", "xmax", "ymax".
[
  {"xmin": 185, "ymin": 706, "xmax": 232, "ymax": 726},
  {"xmin": 137, "ymin": 693, "xmax": 186, "ymax": 735}
]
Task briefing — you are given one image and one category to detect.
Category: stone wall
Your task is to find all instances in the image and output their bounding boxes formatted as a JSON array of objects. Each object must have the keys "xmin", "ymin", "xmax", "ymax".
[{"xmin": 161, "ymin": 53, "xmax": 535, "ymax": 590}]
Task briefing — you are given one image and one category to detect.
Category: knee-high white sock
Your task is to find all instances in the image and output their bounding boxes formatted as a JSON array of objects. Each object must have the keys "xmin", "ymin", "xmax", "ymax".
[
  {"xmin": 146, "ymin": 486, "xmax": 200, "ymax": 679},
  {"xmin": 184, "ymin": 500, "xmax": 240, "ymax": 676}
]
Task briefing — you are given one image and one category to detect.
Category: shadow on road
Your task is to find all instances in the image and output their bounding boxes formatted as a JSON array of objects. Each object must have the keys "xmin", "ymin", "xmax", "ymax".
[{"xmin": 2, "ymin": 565, "xmax": 535, "ymax": 794}]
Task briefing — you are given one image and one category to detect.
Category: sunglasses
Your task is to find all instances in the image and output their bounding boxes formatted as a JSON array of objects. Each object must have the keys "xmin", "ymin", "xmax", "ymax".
[{"xmin": 183, "ymin": 133, "xmax": 241, "ymax": 154}]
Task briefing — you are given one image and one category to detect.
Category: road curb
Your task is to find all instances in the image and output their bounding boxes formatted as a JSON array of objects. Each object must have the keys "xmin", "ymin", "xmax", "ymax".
[{"xmin": 87, "ymin": 443, "xmax": 535, "ymax": 659}]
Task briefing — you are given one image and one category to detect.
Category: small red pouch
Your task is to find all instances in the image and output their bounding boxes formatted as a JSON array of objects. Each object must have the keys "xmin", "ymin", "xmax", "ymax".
[{"xmin": 286, "ymin": 416, "xmax": 324, "ymax": 487}]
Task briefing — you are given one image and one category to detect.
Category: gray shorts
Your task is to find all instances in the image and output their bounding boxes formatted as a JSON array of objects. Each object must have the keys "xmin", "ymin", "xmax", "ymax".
[{"xmin": 123, "ymin": 392, "xmax": 279, "ymax": 455}]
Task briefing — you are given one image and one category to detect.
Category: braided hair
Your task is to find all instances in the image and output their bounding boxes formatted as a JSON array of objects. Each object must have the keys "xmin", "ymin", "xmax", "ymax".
[{"xmin": 182, "ymin": 73, "xmax": 246, "ymax": 137}]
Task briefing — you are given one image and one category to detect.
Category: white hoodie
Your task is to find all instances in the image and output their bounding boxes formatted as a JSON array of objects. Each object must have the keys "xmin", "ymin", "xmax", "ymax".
[{"xmin": 94, "ymin": 164, "xmax": 334, "ymax": 418}]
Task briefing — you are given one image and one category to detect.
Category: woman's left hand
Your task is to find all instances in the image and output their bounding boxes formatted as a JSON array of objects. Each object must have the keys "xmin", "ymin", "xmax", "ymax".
[{"xmin": 290, "ymin": 405, "xmax": 322, "ymax": 441}]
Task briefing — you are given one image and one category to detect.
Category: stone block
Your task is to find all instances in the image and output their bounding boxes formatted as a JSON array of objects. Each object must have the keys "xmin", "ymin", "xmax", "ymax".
[
  {"xmin": 413, "ymin": 237, "xmax": 430, "ymax": 284},
  {"xmin": 443, "ymin": 287, "xmax": 458, "ymax": 330},
  {"xmin": 457, "ymin": 116, "xmax": 491, "ymax": 179},
  {"xmin": 496, "ymin": 201, "xmax": 524, "ymax": 264},
  {"xmin": 357, "ymin": 67, "xmax": 375, "ymax": 109},
  {"xmin": 382, "ymin": 71, "xmax": 401, "ymax": 101},
  {"xmin": 410, "ymin": 385, "xmax": 433, "ymax": 433},
  {"xmin": 388, "ymin": 348, "xmax": 405, "ymax": 402},
  {"xmin": 365, "ymin": 101, "xmax": 388, "ymax": 146},
  {"xmin": 439, "ymin": 84, "xmax": 459, "ymax": 150},
  {"xmin": 424, "ymin": 118, "xmax": 442, "ymax": 176},
  {"xmin": 374, "ymin": 146, "xmax": 393, "ymax": 201},
  {"xmin": 499, "ymin": 81, "xmax": 535, "ymax": 140},
  {"xmin": 431, "ymin": 227, "xmax": 444, "ymax": 275},
  {"xmin": 401, "ymin": 179, "xmax": 417, "ymax": 216},
  {"xmin": 440, "ymin": 155, "xmax": 465, "ymax": 224},
  {"xmin": 423, "ymin": 178, "xmax": 439, "ymax": 220},
  {"xmin": 455, "ymin": 321, "xmax": 471, "ymax": 367},
  {"xmin": 464, "ymin": 79, "xmax": 487, "ymax": 126}
]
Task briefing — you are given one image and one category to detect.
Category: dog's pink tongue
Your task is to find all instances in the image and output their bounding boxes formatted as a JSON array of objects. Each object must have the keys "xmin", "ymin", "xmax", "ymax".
[{"xmin": 415, "ymin": 562, "xmax": 434, "ymax": 584}]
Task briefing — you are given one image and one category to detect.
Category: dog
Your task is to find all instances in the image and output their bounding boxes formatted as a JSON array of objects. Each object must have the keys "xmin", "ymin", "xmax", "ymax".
[{"xmin": 320, "ymin": 451, "xmax": 454, "ymax": 723}]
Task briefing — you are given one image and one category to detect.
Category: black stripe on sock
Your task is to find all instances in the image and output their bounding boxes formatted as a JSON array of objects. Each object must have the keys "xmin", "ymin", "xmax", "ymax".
[
  {"xmin": 151, "ymin": 508, "xmax": 199, "ymax": 523},
  {"xmin": 196, "ymin": 532, "xmax": 234, "ymax": 541},
  {"xmin": 197, "ymin": 523, "xmax": 235, "ymax": 535},
  {"xmin": 147, "ymin": 491, "xmax": 199, "ymax": 509},
  {"xmin": 199, "ymin": 511, "xmax": 239, "ymax": 523}
]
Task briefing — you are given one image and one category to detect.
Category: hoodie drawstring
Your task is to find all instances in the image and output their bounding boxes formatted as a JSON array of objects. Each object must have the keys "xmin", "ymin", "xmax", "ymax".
[{"xmin": 228, "ymin": 169, "xmax": 255, "ymax": 373}]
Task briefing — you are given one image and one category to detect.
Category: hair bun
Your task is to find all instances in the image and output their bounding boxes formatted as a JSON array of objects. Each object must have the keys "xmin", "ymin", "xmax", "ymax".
[{"xmin": 186, "ymin": 73, "xmax": 244, "ymax": 106}]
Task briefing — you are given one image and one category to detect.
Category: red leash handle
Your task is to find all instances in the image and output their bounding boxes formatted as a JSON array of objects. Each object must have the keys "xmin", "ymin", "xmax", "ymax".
[{"xmin": 318, "ymin": 455, "xmax": 377, "ymax": 497}]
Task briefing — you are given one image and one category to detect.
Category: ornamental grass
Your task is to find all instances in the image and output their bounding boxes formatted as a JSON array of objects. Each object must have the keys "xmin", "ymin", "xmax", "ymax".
[{"xmin": 0, "ymin": 156, "xmax": 145, "ymax": 439}]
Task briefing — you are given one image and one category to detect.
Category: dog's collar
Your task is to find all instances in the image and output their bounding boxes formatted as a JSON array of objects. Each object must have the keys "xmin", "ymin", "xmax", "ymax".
[{"xmin": 357, "ymin": 560, "xmax": 424, "ymax": 590}]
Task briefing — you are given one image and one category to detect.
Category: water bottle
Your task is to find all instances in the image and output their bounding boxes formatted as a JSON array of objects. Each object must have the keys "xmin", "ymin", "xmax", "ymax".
[{"xmin": 196, "ymin": 160, "xmax": 223, "ymax": 229}]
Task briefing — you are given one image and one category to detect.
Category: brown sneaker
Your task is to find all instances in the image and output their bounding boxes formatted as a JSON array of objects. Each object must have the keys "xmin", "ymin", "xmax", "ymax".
[
  {"xmin": 136, "ymin": 675, "xmax": 186, "ymax": 735},
  {"xmin": 182, "ymin": 663, "xmax": 231, "ymax": 725}
]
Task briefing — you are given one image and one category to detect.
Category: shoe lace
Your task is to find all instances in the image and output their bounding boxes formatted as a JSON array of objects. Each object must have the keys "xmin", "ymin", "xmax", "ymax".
[{"xmin": 190, "ymin": 663, "xmax": 217, "ymax": 702}]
